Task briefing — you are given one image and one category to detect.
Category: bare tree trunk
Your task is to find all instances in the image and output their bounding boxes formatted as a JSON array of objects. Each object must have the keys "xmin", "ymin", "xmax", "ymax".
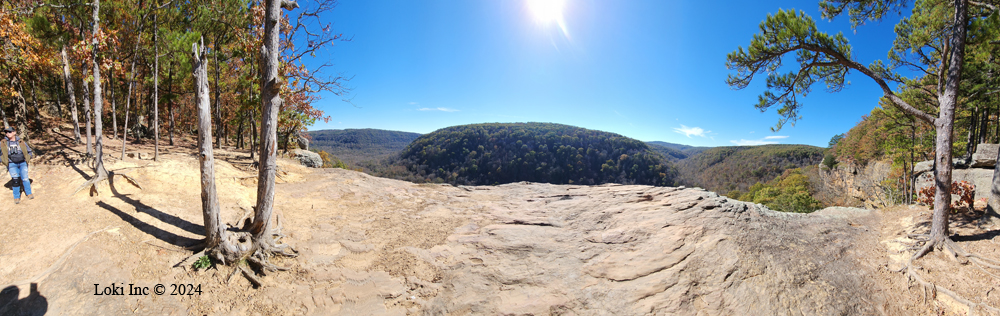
[
  {"xmin": 91, "ymin": 0, "xmax": 108, "ymax": 178},
  {"xmin": 61, "ymin": 46, "xmax": 82, "ymax": 143},
  {"xmin": 927, "ymin": 0, "xmax": 968, "ymax": 247},
  {"xmin": 121, "ymin": 57, "xmax": 137, "ymax": 160},
  {"xmin": 167, "ymin": 61, "xmax": 175, "ymax": 146},
  {"xmin": 83, "ymin": 63, "xmax": 93, "ymax": 157},
  {"xmin": 213, "ymin": 35, "xmax": 222, "ymax": 148},
  {"xmin": 251, "ymin": 0, "xmax": 299, "ymax": 244},
  {"xmin": 154, "ymin": 8, "xmax": 160, "ymax": 161},
  {"xmin": 30, "ymin": 80, "xmax": 42, "ymax": 132},
  {"xmin": 110, "ymin": 66, "xmax": 117, "ymax": 140},
  {"xmin": 52, "ymin": 80, "xmax": 64, "ymax": 119},
  {"xmin": 193, "ymin": 38, "xmax": 226, "ymax": 248},
  {"xmin": 250, "ymin": 111, "xmax": 256, "ymax": 160}
]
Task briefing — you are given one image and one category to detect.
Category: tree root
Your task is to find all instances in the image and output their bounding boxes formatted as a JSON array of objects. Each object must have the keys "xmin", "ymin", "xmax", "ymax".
[
  {"xmin": 201, "ymin": 213, "xmax": 298, "ymax": 288},
  {"xmin": 901, "ymin": 235, "xmax": 1000, "ymax": 315},
  {"xmin": 239, "ymin": 265, "xmax": 262, "ymax": 287},
  {"xmin": 71, "ymin": 170, "xmax": 143, "ymax": 196},
  {"xmin": 904, "ymin": 264, "xmax": 1000, "ymax": 315},
  {"xmin": 174, "ymin": 250, "xmax": 207, "ymax": 269}
]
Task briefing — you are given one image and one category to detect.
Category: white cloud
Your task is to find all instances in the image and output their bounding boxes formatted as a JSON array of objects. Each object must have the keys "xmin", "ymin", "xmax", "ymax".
[
  {"xmin": 673, "ymin": 125, "xmax": 709, "ymax": 138},
  {"xmin": 730, "ymin": 135, "xmax": 787, "ymax": 146},
  {"xmin": 409, "ymin": 101, "xmax": 419, "ymax": 105},
  {"xmin": 418, "ymin": 107, "xmax": 459, "ymax": 112}
]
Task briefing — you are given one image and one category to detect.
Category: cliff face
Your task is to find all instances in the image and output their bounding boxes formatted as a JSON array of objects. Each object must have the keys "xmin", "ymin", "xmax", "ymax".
[{"xmin": 816, "ymin": 160, "xmax": 897, "ymax": 209}]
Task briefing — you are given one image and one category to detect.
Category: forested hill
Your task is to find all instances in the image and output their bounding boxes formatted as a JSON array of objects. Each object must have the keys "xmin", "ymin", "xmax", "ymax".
[
  {"xmin": 674, "ymin": 144, "xmax": 825, "ymax": 194},
  {"xmin": 386, "ymin": 123, "xmax": 678, "ymax": 186},
  {"xmin": 646, "ymin": 141, "xmax": 711, "ymax": 160},
  {"xmin": 308, "ymin": 129, "xmax": 421, "ymax": 166}
]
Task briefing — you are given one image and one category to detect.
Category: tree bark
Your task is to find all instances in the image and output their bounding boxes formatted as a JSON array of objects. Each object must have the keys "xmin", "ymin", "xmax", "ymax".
[
  {"xmin": 251, "ymin": 0, "xmax": 298, "ymax": 243},
  {"xmin": 110, "ymin": 65, "xmax": 117, "ymax": 140},
  {"xmin": 30, "ymin": 80, "xmax": 42, "ymax": 132},
  {"xmin": 153, "ymin": 7, "xmax": 160, "ymax": 161},
  {"xmin": 928, "ymin": 0, "xmax": 968, "ymax": 246},
  {"xmin": 214, "ymin": 35, "xmax": 222, "ymax": 148},
  {"xmin": 61, "ymin": 46, "xmax": 82, "ymax": 144},
  {"xmin": 167, "ymin": 61, "xmax": 175, "ymax": 146},
  {"xmin": 121, "ymin": 56, "xmax": 137, "ymax": 160},
  {"xmin": 91, "ymin": 0, "xmax": 108, "ymax": 178},
  {"xmin": 193, "ymin": 38, "xmax": 226, "ymax": 248},
  {"xmin": 83, "ymin": 63, "xmax": 93, "ymax": 157}
]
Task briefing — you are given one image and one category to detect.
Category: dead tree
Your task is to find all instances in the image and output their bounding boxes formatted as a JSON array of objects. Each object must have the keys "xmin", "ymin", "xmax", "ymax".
[
  {"xmin": 61, "ymin": 46, "xmax": 82, "ymax": 144},
  {"xmin": 73, "ymin": 0, "xmax": 141, "ymax": 195},
  {"xmin": 191, "ymin": 38, "xmax": 245, "ymax": 257},
  {"xmin": 89, "ymin": 0, "xmax": 108, "ymax": 180},
  {"xmin": 153, "ymin": 3, "xmax": 160, "ymax": 161},
  {"xmin": 82, "ymin": 60, "xmax": 93, "ymax": 157}
]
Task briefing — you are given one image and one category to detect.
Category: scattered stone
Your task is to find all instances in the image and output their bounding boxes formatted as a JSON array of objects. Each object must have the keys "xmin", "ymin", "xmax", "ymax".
[
  {"xmin": 972, "ymin": 143, "xmax": 999, "ymax": 168},
  {"xmin": 292, "ymin": 149, "xmax": 322, "ymax": 168}
]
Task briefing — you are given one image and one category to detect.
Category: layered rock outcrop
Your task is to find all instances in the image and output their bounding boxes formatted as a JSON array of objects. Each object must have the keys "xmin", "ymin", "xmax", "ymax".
[{"xmin": 915, "ymin": 144, "xmax": 998, "ymax": 200}]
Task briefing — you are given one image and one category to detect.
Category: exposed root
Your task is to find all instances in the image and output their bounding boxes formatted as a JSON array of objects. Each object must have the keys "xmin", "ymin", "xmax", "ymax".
[
  {"xmin": 71, "ymin": 170, "xmax": 143, "ymax": 196},
  {"xmin": 145, "ymin": 240, "xmax": 192, "ymax": 254},
  {"xmin": 174, "ymin": 250, "xmax": 207, "ymax": 269},
  {"xmin": 904, "ymin": 264, "xmax": 1000, "ymax": 315},
  {"xmin": 72, "ymin": 174, "xmax": 107, "ymax": 196},
  {"xmin": 115, "ymin": 172, "xmax": 143, "ymax": 190},
  {"xmin": 226, "ymin": 266, "xmax": 242, "ymax": 284},
  {"xmin": 239, "ymin": 265, "xmax": 262, "ymax": 287},
  {"xmin": 901, "ymin": 235, "xmax": 1000, "ymax": 314}
]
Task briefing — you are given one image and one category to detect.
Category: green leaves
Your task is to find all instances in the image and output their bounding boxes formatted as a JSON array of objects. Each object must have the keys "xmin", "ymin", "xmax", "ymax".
[
  {"xmin": 819, "ymin": 0, "xmax": 909, "ymax": 28},
  {"xmin": 727, "ymin": 9, "xmax": 854, "ymax": 131}
]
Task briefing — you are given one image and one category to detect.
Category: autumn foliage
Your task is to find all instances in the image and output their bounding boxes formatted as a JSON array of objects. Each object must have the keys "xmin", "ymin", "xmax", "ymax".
[{"xmin": 917, "ymin": 181, "xmax": 975, "ymax": 211}]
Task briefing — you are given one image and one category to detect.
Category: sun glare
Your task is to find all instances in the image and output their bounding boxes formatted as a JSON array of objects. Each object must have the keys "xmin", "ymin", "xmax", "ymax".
[
  {"xmin": 527, "ymin": 0, "xmax": 565, "ymax": 24},
  {"xmin": 526, "ymin": 0, "xmax": 570, "ymax": 39}
]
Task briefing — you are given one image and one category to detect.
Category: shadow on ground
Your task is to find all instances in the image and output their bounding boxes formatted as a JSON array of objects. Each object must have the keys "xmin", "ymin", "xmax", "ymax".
[{"xmin": 0, "ymin": 283, "xmax": 48, "ymax": 316}]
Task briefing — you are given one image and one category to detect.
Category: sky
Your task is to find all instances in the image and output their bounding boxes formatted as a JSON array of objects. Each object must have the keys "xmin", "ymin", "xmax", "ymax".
[{"xmin": 303, "ymin": 0, "xmax": 909, "ymax": 148}]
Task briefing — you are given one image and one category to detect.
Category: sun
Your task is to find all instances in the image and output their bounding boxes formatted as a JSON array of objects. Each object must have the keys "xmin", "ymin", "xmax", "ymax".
[{"xmin": 526, "ymin": 0, "xmax": 566, "ymax": 25}]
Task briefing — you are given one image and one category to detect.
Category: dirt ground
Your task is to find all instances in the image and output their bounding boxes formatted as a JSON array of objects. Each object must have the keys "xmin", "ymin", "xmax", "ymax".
[{"xmin": 1, "ymin": 125, "xmax": 1000, "ymax": 315}]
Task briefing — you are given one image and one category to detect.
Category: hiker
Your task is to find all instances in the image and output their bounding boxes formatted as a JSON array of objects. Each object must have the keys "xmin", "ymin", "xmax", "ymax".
[{"xmin": 2, "ymin": 127, "xmax": 33, "ymax": 204}]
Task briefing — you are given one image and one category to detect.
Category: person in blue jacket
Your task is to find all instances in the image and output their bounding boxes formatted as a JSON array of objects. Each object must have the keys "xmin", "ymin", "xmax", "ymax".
[{"xmin": 1, "ymin": 127, "xmax": 33, "ymax": 204}]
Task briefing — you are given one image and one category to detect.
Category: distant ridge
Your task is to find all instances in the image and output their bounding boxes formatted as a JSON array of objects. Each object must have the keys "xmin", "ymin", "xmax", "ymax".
[
  {"xmin": 645, "ymin": 141, "xmax": 711, "ymax": 160},
  {"xmin": 386, "ymin": 122, "xmax": 677, "ymax": 186},
  {"xmin": 308, "ymin": 128, "xmax": 421, "ymax": 167},
  {"xmin": 674, "ymin": 144, "xmax": 825, "ymax": 194}
]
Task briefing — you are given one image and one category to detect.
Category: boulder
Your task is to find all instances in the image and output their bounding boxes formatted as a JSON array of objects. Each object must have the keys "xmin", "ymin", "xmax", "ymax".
[
  {"xmin": 296, "ymin": 134, "xmax": 310, "ymax": 151},
  {"xmin": 972, "ymin": 144, "xmax": 999, "ymax": 168},
  {"xmin": 915, "ymin": 167, "xmax": 994, "ymax": 200},
  {"xmin": 914, "ymin": 160, "xmax": 934, "ymax": 174},
  {"xmin": 292, "ymin": 149, "xmax": 322, "ymax": 168}
]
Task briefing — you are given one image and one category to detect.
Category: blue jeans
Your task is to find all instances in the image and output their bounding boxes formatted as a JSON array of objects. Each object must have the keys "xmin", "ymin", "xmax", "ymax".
[{"xmin": 8, "ymin": 162, "xmax": 31, "ymax": 199}]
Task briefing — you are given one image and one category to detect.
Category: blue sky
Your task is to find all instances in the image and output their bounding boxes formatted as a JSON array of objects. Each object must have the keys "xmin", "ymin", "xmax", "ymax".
[{"xmin": 305, "ymin": 0, "xmax": 907, "ymax": 148}]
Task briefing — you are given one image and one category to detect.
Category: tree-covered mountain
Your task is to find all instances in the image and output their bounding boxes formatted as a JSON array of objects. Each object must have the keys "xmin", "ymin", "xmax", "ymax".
[
  {"xmin": 308, "ymin": 129, "xmax": 421, "ymax": 167},
  {"xmin": 386, "ymin": 123, "xmax": 678, "ymax": 186},
  {"xmin": 645, "ymin": 141, "xmax": 712, "ymax": 161},
  {"xmin": 674, "ymin": 144, "xmax": 825, "ymax": 195}
]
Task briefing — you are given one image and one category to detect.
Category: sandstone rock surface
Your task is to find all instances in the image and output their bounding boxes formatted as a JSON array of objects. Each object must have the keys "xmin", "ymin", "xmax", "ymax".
[{"xmin": 0, "ymin": 156, "xmax": 901, "ymax": 315}]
